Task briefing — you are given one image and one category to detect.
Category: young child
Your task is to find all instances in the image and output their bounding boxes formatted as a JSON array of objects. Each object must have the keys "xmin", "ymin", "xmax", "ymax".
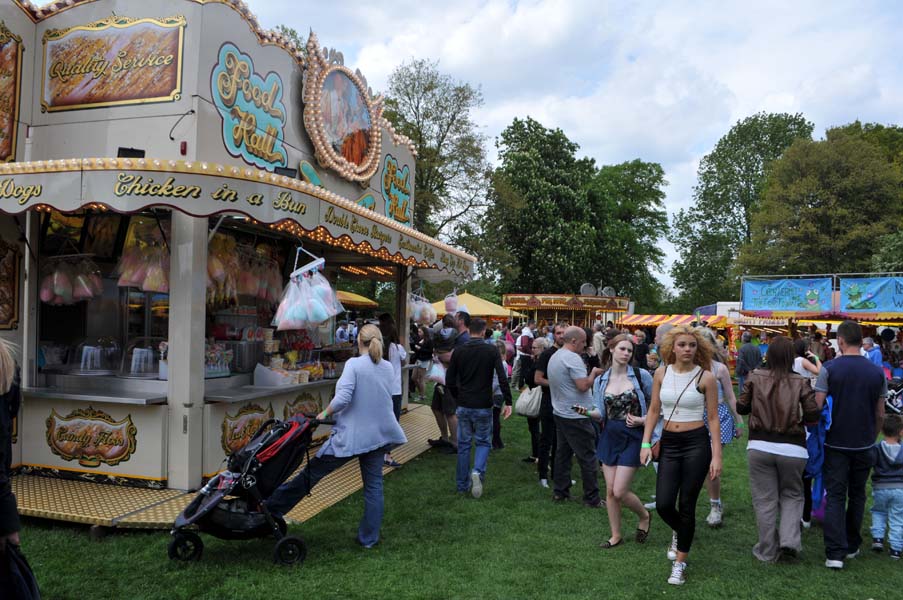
[{"xmin": 871, "ymin": 413, "xmax": 903, "ymax": 559}]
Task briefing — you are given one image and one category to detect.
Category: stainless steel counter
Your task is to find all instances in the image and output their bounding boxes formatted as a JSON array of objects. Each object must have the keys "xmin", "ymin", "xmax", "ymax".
[
  {"xmin": 23, "ymin": 386, "xmax": 168, "ymax": 405},
  {"xmin": 203, "ymin": 378, "xmax": 339, "ymax": 404}
]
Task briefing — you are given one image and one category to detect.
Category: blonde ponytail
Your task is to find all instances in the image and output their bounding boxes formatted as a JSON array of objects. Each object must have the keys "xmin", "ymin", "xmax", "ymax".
[
  {"xmin": 358, "ymin": 324, "xmax": 384, "ymax": 364},
  {"xmin": 0, "ymin": 338, "xmax": 18, "ymax": 394}
]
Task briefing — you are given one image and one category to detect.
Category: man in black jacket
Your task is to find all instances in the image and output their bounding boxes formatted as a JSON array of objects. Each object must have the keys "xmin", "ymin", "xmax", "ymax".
[
  {"xmin": 736, "ymin": 331, "xmax": 762, "ymax": 392},
  {"xmin": 446, "ymin": 318, "xmax": 512, "ymax": 498}
]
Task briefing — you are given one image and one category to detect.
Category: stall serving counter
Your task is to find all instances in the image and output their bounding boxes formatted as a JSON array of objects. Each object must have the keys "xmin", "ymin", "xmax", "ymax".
[{"xmin": 0, "ymin": 0, "xmax": 475, "ymax": 491}]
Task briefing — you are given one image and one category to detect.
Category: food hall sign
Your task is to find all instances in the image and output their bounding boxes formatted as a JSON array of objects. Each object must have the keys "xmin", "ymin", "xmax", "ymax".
[
  {"xmin": 46, "ymin": 407, "xmax": 138, "ymax": 467},
  {"xmin": 212, "ymin": 43, "xmax": 287, "ymax": 171},
  {"xmin": 41, "ymin": 15, "xmax": 185, "ymax": 112},
  {"xmin": 0, "ymin": 21, "xmax": 23, "ymax": 162},
  {"xmin": 382, "ymin": 155, "xmax": 412, "ymax": 225}
]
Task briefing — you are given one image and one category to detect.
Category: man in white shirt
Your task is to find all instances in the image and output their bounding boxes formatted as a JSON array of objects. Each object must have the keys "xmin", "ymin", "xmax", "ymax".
[{"xmin": 336, "ymin": 323, "xmax": 349, "ymax": 344}]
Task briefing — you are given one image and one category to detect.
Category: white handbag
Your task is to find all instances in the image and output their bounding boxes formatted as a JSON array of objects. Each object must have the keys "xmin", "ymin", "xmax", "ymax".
[{"xmin": 515, "ymin": 385, "xmax": 542, "ymax": 417}]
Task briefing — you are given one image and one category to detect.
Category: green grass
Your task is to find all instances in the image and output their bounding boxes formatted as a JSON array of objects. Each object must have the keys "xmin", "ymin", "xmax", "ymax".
[{"xmin": 21, "ymin": 406, "xmax": 890, "ymax": 599}]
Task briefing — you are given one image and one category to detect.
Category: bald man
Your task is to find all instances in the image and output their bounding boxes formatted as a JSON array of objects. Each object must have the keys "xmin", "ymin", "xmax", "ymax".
[{"xmin": 546, "ymin": 326, "xmax": 604, "ymax": 507}]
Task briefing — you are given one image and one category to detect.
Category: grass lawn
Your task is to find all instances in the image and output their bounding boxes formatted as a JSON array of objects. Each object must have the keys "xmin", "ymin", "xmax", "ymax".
[{"xmin": 21, "ymin": 398, "xmax": 890, "ymax": 599}]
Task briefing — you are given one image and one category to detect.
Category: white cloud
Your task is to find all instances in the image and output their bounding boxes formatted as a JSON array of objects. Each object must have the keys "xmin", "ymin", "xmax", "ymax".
[{"xmin": 252, "ymin": 0, "xmax": 903, "ymax": 292}]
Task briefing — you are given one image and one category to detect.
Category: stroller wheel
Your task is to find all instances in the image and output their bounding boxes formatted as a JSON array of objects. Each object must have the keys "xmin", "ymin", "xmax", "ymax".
[
  {"xmin": 168, "ymin": 531, "xmax": 203, "ymax": 562},
  {"xmin": 274, "ymin": 535, "xmax": 307, "ymax": 565}
]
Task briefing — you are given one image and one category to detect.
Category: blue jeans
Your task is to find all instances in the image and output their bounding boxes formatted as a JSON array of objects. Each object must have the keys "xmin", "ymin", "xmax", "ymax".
[
  {"xmin": 456, "ymin": 407, "xmax": 492, "ymax": 492},
  {"xmin": 871, "ymin": 487, "xmax": 903, "ymax": 551},
  {"xmin": 737, "ymin": 374, "xmax": 746, "ymax": 394},
  {"xmin": 266, "ymin": 446, "xmax": 388, "ymax": 548}
]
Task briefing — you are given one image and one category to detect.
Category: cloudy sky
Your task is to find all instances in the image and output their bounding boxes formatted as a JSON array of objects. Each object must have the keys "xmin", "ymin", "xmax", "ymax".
[{"xmin": 253, "ymin": 0, "xmax": 901, "ymax": 289}]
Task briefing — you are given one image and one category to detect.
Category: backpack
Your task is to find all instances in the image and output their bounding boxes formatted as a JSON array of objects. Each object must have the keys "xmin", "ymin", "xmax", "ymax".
[{"xmin": 517, "ymin": 334, "xmax": 533, "ymax": 355}]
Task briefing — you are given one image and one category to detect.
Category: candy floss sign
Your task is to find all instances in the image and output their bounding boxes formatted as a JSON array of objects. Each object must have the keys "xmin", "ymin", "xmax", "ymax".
[
  {"xmin": 45, "ymin": 407, "xmax": 138, "ymax": 467},
  {"xmin": 211, "ymin": 43, "xmax": 287, "ymax": 171},
  {"xmin": 41, "ymin": 15, "xmax": 185, "ymax": 112}
]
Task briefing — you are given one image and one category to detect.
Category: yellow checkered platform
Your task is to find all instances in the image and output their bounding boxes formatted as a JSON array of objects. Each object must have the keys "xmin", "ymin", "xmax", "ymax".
[{"xmin": 14, "ymin": 404, "xmax": 439, "ymax": 530}]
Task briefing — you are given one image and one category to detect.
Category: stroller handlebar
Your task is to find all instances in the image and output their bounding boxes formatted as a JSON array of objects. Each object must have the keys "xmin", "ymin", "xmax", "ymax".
[{"xmin": 303, "ymin": 413, "xmax": 336, "ymax": 426}]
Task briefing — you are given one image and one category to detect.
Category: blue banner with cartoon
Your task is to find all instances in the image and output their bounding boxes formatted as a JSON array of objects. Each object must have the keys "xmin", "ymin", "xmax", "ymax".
[
  {"xmin": 742, "ymin": 278, "xmax": 833, "ymax": 312},
  {"xmin": 839, "ymin": 277, "xmax": 903, "ymax": 313}
]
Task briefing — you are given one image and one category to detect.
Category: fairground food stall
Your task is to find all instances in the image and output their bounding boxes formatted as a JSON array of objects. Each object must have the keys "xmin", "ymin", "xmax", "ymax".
[
  {"xmin": 502, "ymin": 294, "xmax": 629, "ymax": 328},
  {"xmin": 0, "ymin": 0, "xmax": 474, "ymax": 491}
]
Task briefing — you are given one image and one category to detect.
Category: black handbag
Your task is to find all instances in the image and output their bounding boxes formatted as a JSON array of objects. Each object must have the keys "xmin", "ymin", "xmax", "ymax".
[{"xmin": 1, "ymin": 541, "xmax": 41, "ymax": 600}]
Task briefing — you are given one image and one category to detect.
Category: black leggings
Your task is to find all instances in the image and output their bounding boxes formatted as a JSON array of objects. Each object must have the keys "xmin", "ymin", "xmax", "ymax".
[{"xmin": 655, "ymin": 426, "xmax": 712, "ymax": 554}]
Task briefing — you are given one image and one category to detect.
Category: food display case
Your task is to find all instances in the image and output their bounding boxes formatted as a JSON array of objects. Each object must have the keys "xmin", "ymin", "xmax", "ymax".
[{"xmin": 65, "ymin": 336, "xmax": 122, "ymax": 376}]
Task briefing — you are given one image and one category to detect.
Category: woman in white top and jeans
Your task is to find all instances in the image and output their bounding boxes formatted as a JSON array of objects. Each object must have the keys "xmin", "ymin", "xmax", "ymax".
[
  {"xmin": 380, "ymin": 319, "xmax": 407, "ymax": 468},
  {"xmin": 640, "ymin": 325, "xmax": 722, "ymax": 586}
]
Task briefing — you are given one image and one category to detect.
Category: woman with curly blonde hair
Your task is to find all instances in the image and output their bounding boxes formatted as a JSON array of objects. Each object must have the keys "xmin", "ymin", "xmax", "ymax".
[{"xmin": 640, "ymin": 325, "xmax": 722, "ymax": 585}]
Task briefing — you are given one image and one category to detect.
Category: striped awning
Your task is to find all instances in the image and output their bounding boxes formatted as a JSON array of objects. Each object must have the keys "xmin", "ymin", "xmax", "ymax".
[
  {"xmin": 618, "ymin": 314, "xmax": 670, "ymax": 326},
  {"xmin": 663, "ymin": 314, "xmax": 696, "ymax": 326}
]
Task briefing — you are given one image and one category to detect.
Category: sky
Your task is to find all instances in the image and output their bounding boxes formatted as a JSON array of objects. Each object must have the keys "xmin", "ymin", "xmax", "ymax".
[{"xmin": 252, "ymin": 0, "xmax": 903, "ymax": 291}]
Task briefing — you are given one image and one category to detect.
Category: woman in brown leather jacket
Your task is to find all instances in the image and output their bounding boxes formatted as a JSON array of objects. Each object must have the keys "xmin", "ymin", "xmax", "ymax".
[{"xmin": 738, "ymin": 335, "xmax": 820, "ymax": 563}]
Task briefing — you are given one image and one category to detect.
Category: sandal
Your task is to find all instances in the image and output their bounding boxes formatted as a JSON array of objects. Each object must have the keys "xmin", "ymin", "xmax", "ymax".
[
  {"xmin": 636, "ymin": 512, "xmax": 653, "ymax": 544},
  {"xmin": 599, "ymin": 538, "xmax": 623, "ymax": 549}
]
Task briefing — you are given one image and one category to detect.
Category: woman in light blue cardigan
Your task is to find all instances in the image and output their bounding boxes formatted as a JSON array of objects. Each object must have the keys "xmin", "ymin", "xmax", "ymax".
[{"xmin": 266, "ymin": 324, "xmax": 407, "ymax": 548}]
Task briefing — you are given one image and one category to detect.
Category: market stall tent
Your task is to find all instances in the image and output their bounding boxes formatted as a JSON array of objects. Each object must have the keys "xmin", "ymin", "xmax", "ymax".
[
  {"xmin": 336, "ymin": 290, "xmax": 378, "ymax": 309},
  {"xmin": 432, "ymin": 292, "xmax": 525, "ymax": 319},
  {"xmin": 618, "ymin": 314, "xmax": 670, "ymax": 327}
]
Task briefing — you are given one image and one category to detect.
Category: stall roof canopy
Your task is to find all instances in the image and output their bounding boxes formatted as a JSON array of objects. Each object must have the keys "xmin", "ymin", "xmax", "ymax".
[
  {"xmin": 337, "ymin": 291, "xmax": 378, "ymax": 309},
  {"xmin": 503, "ymin": 294, "xmax": 629, "ymax": 312},
  {"xmin": 0, "ymin": 158, "xmax": 475, "ymax": 279},
  {"xmin": 432, "ymin": 293, "xmax": 525, "ymax": 319}
]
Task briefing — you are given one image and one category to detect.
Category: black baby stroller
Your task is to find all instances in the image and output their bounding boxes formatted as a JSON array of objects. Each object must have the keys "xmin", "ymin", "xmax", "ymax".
[
  {"xmin": 887, "ymin": 378, "xmax": 903, "ymax": 415},
  {"xmin": 168, "ymin": 413, "xmax": 330, "ymax": 565}
]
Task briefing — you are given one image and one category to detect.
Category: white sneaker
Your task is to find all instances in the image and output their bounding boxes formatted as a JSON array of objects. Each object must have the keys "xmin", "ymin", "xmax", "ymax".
[
  {"xmin": 470, "ymin": 471, "xmax": 483, "ymax": 499},
  {"xmin": 801, "ymin": 519, "xmax": 811, "ymax": 529},
  {"xmin": 825, "ymin": 559, "xmax": 843, "ymax": 569},
  {"xmin": 539, "ymin": 479, "xmax": 549, "ymax": 488},
  {"xmin": 667, "ymin": 532, "xmax": 678, "ymax": 561},
  {"xmin": 644, "ymin": 501, "xmax": 657, "ymax": 510},
  {"xmin": 706, "ymin": 502, "xmax": 723, "ymax": 527},
  {"xmin": 845, "ymin": 549, "xmax": 860, "ymax": 560},
  {"xmin": 667, "ymin": 561, "xmax": 687, "ymax": 585}
]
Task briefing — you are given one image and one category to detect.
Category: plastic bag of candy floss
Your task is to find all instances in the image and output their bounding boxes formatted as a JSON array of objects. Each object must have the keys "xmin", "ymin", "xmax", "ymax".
[
  {"xmin": 309, "ymin": 271, "xmax": 344, "ymax": 319},
  {"xmin": 273, "ymin": 278, "xmax": 306, "ymax": 331}
]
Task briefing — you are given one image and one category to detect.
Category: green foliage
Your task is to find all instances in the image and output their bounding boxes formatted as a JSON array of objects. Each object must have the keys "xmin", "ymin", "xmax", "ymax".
[
  {"xmin": 476, "ymin": 117, "xmax": 669, "ymax": 304},
  {"xmin": 382, "ymin": 60, "xmax": 489, "ymax": 239},
  {"xmin": 273, "ymin": 25, "xmax": 306, "ymax": 59},
  {"xmin": 670, "ymin": 112, "xmax": 814, "ymax": 305},
  {"xmin": 738, "ymin": 130, "xmax": 903, "ymax": 274},
  {"xmin": 872, "ymin": 231, "xmax": 903, "ymax": 272}
]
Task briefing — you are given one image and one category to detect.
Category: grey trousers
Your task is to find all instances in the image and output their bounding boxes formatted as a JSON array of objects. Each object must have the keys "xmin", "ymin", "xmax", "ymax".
[{"xmin": 748, "ymin": 449, "xmax": 807, "ymax": 562}]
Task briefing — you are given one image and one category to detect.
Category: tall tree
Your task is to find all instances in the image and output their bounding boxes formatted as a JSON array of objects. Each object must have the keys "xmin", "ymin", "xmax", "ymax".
[
  {"xmin": 670, "ymin": 112, "xmax": 814, "ymax": 306},
  {"xmin": 475, "ymin": 117, "xmax": 670, "ymax": 302},
  {"xmin": 586, "ymin": 160, "xmax": 669, "ymax": 309},
  {"xmin": 382, "ymin": 59, "xmax": 489, "ymax": 239},
  {"xmin": 738, "ymin": 129, "xmax": 903, "ymax": 274},
  {"xmin": 482, "ymin": 117, "xmax": 597, "ymax": 293}
]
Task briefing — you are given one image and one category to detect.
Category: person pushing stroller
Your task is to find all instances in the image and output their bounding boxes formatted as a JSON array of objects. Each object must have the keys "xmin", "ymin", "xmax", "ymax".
[{"xmin": 266, "ymin": 324, "xmax": 407, "ymax": 548}]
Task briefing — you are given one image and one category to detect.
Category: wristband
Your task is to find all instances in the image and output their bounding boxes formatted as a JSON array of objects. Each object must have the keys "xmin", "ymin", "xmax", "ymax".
[
  {"xmin": 735, "ymin": 422, "xmax": 743, "ymax": 428},
  {"xmin": 641, "ymin": 442, "xmax": 652, "ymax": 449}
]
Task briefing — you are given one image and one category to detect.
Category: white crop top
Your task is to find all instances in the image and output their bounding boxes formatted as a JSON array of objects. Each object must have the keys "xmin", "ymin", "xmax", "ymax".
[{"xmin": 660, "ymin": 366, "xmax": 706, "ymax": 422}]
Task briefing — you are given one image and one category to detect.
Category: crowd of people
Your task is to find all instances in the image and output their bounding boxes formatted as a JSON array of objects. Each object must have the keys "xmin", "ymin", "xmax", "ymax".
[
  {"xmin": 2, "ymin": 311, "xmax": 899, "ymax": 590},
  {"xmin": 415, "ymin": 313, "xmax": 899, "ymax": 585}
]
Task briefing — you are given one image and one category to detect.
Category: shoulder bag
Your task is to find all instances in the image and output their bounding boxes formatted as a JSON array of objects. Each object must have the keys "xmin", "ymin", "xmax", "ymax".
[{"xmin": 515, "ymin": 385, "xmax": 542, "ymax": 418}]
